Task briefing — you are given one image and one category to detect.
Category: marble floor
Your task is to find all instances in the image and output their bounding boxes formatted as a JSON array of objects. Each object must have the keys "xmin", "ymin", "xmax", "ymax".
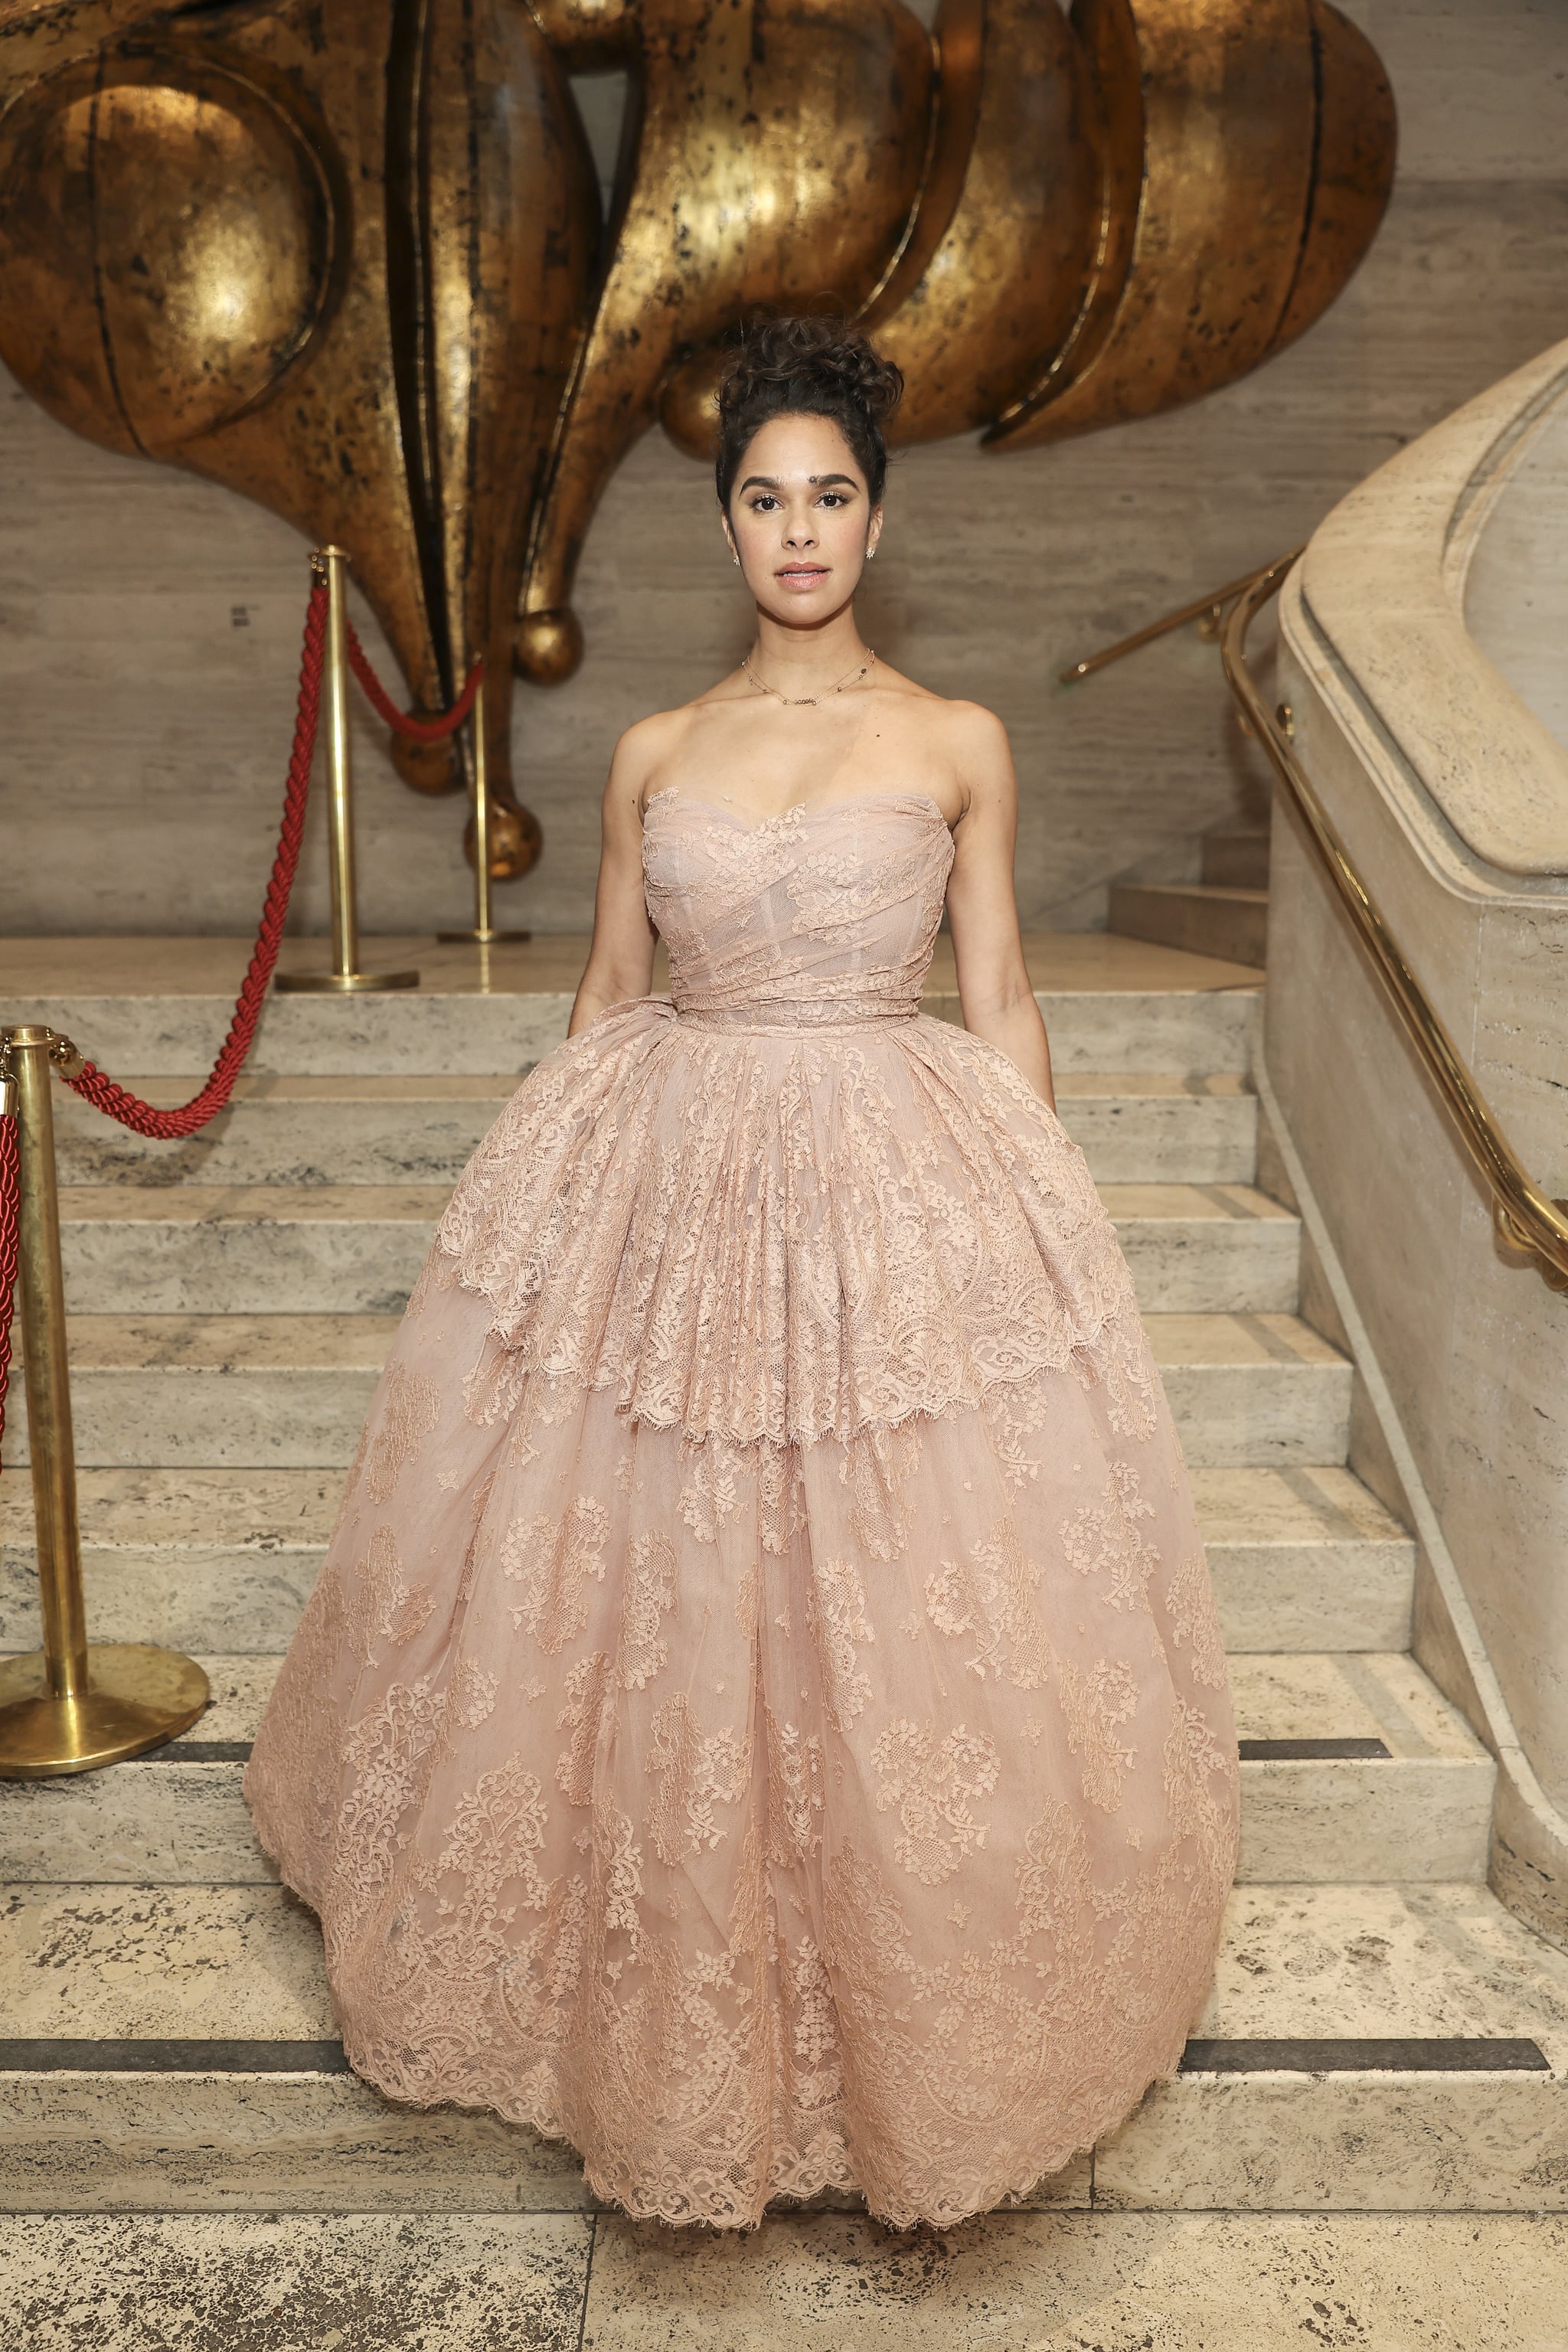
[{"xmin": 2, "ymin": 2210, "xmax": 1564, "ymax": 2350}]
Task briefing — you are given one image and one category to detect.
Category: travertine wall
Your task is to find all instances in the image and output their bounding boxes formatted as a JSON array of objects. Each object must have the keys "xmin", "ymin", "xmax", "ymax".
[{"xmin": 3, "ymin": 0, "xmax": 1567, "ymax": 938}]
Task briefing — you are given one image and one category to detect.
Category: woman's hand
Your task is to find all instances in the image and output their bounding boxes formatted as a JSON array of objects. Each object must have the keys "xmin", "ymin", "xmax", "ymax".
[
  {"xmin": 567, "ymin": 722, "xmax": 667, "ymax": 1036},
  {"xmin": 942, "ymin": 706, "xmax": 1057, "ymax": 1112}
]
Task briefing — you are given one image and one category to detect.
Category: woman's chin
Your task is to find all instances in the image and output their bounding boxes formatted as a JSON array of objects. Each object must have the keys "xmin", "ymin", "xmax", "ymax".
[{"xmin": 750, "ymin": 580, "xmax": 858, "ymax": 628}]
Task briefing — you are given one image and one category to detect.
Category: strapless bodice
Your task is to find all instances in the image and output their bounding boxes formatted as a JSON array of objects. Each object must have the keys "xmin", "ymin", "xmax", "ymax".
[{"xmin": 641, "ymin": 785, "xmax": 955, "ymax": 1030}]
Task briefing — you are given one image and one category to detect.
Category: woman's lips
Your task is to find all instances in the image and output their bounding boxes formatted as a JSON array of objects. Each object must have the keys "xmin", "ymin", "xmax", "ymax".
[{"xmin": 776, "ymin": 566, "xmax": 828, "ymax": 585}]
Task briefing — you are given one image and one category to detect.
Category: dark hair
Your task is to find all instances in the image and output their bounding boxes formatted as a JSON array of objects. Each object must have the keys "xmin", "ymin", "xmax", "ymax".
[{"xmin": 714, "ymin": 316, "xmax": 903, "ymax": 511}]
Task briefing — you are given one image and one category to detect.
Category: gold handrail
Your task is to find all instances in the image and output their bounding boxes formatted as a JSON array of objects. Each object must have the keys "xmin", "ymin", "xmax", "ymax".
[
  {"xmin": 1058, "ymin": 551, "xmax": 1305, "ymax": 685},
  {"xmin": 1223, "ymin": 556, "xmax": 1568, "ymax": 1296}
]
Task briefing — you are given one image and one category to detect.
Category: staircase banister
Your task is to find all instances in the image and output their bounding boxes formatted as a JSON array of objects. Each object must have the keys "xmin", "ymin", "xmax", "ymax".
[{"xmin": 1221, "ymin": 556, "xmax": 1568, "ymax": 1298}]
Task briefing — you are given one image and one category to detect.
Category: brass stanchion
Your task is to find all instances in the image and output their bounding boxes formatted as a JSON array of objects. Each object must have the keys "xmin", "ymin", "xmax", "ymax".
[
  {"xmin": 276, "ymin": 547, "xmax": 420, "ymax": 994},
  {"xmin": 437, "ymin": 673, "xmax": 531, "ymax": 947},
  {"xmin": 0, "ymin": 1030, "xmax": 209, "ymax": 1776}
]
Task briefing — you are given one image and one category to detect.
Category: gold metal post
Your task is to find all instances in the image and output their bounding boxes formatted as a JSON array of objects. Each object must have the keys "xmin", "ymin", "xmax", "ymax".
[
  {"xmin": 437, "ymin": 672, "xmax": 531, "ymax": 947},
  {"xmin": 0, "ymin": 1028, "xmax": 210, "ymax": 1776},
  {"xmin": 277, "ymin": 548, "xmax": 420, "ymax": 994}
]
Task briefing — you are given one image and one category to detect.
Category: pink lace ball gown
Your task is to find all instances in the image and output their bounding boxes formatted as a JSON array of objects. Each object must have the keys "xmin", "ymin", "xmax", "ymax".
[{"xmin": 243, "ymin": 785, "xmax": 1240, "ymax": 2230}]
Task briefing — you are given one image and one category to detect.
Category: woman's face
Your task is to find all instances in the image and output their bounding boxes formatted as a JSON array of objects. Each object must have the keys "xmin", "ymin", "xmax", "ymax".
[{"xmin": 723, "ymin": 411, "xmax": 881, "ymax": 626}]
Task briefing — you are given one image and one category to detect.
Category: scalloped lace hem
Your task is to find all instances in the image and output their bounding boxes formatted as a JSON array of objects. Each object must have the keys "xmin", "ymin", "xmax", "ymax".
[{"xmin": 247, "ymin": 1816, "xmax": 1191, "ymax": 2236}]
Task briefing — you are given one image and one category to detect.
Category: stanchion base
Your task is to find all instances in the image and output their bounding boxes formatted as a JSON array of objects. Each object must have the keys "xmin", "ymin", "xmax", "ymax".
[
  {"xmin": 275, "ymin": 969, "xmax": 420, "ymax": 993},
  {"xmin": 0, "ymin": 1645, "xmax": 211, "ymax": 1778},
  {"xmin": 434, "ymin": 930, "xmax": 533, "ymax": 945}
]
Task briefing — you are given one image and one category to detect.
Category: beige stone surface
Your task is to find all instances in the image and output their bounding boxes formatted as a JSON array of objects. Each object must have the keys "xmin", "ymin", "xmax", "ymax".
[
  {"xmin": 0, "ymin": 1883, "xmax": 333, "ymax": 2039},
  {"xmin": 0, "ymin": 2069, "xmax": 600, "ymax": 2211},
  {"xmin": 5, "ymin": 2206, "xmax": 1568, "ymax": 2337},
  {"xmin": 1199, "ymin": 1880, "xmax": 1568, "ymax": 2061},
  {"xmin": 1093, "ymin": 2071, "xmax": 1568, "ymax": 2213},
  {"xmin": 578, "ymin": 2210, "xmax": 1568, "ymax": 2350},
  {"xmin": 1297, "ymin": 341, "xmax": 1568, "ymax": 875},
  {"xmin": 1465, "ymin": 393, "xmax": 1568, "ymax": 756},
  {"xmin": 0, "ymin": 2213, "xmax": 596, "ymax": 2350}
]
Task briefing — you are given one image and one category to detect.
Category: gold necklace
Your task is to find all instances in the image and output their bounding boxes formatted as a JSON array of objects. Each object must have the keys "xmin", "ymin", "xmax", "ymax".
[{"xmin": 741, "ymin": 645, "xmax": 877, "ymax": 707}]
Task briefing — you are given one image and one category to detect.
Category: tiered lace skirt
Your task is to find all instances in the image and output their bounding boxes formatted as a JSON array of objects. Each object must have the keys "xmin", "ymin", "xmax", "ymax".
[{"xmin": 243, "ymin": 997, "xmax": 1240, "ymax": 2230}]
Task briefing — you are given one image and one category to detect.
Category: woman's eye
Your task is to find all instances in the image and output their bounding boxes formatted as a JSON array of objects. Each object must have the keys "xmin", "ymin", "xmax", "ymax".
[
  {"xmin": 818, "ymin": 492, "xmax": 847, "ymax": 508},
  {"xmin": 750, "ymin": 495, "xmax": 779, "ymax": 512}
]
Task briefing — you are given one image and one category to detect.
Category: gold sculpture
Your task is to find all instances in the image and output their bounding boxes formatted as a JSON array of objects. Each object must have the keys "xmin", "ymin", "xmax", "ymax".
[
  {"xmin": 0, "ymin": 0, "xmax": 598, "ymax": 874},
  {"xmin": 982, "ymin": 0, "xmax": 1397, "ymax": 450},
  {"xmin": 0, "ymin": 0, "xmax": 1394, "ymax": 877}
]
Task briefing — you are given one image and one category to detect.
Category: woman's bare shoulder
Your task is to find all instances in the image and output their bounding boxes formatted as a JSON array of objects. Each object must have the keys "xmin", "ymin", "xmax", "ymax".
[
  {"xmin": 937, "ymin": 693, "xmax": 1010, "ymax": 750},
  {"xmin": 875, "ymin": 662, "xmax": 1004, "ymax": 724},
  {"xmin": 877, "ymin": 668, "xmax": 1011, "ymax": 758},
  {"xmin": 612, "ymin": 674, "xmax": 749, "ymax": 768},
  {"xmin": 607, "ymin": 704, "xmax": 694, "ymax": 791}
]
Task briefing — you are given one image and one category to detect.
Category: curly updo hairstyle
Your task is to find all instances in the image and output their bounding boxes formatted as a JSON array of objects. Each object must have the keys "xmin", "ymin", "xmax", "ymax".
[{"xmin": 714, "ymin": 316, "xmax": 903, "ymax": 513}]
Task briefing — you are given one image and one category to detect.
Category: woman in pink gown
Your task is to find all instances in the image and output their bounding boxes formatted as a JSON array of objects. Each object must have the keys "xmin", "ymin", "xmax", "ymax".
[{"xmin": 244, "ymin": 318, "xmax": 1239, "ymax": 2231}]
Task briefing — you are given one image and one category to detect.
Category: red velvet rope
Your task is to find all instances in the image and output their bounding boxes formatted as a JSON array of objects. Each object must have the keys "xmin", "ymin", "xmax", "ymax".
[
  {"xmin": 0, "ymin": 573, "xmax": 485, "ymax": 1466},
  {"xmin": 0, "ymin": 578, "xmax": 328, "ymax": 1468},
  {"xmin": 0, "ymin": 1112, "xmax": 18, "ymax": 1467},
  {"xmin": 345, "ymin": 623, "xmax": 482, "ymax": 741},
  {"xmin": 63, "ymin": 578, "xmax": 328, "ymax": 1139}
]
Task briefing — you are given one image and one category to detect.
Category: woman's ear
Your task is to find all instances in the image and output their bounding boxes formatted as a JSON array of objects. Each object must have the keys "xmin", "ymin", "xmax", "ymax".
[
  {"xmin": 866, "ymin": 505, "xmax": 884, "ymax": 559},
  {"xmin": 720, "ymin": 505, "xmax": 740, "ymax": 567}
]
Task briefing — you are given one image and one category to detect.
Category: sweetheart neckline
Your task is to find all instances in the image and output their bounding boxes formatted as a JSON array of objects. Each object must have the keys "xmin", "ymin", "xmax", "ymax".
[{"xmin": 642, "ymin": 786, "xmax": 955, "ymax": 838}]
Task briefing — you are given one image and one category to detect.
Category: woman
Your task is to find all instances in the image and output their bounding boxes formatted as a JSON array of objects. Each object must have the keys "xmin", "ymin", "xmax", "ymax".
[{"xmin": 244, "ymin": 316, "xmax": 1240, "ymax": 2232}]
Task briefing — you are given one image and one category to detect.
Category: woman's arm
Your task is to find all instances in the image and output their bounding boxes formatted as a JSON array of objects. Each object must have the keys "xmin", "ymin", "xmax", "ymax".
[
  {"xmin": 567, "ymin": 724, "xmax": 663, "ymax": 1036},
  {"xmin": 941, "ymin": 706, "xmax": 1056, "ymax": 1112}
]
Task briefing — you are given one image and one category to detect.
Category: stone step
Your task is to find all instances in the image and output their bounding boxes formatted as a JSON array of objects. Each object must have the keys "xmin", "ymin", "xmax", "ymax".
[
  {"xmin": 0, "ymin": 1465, "xmax": 1413, "ymax": 1658},
  {"xmin": 4, "ymin": 2213, "xmax": 1560, "ymax": 2347},
  {"xmin": 0, "ymin": 1654, "xmax": 1493, "ymax": 1888},
  {"xmin": 50, "ymin": 1070, "xmax": 1263, "ymax": 1189},
  {"xmin": 51, "ymin": 1076, "xmax": 522, "ymax": 1191},
  {"xmin": 1189, "ymin": 1465, "xmax": 1413, "ymax": 1652},
  {"xmin": 5, "ymin": 1312, "xmax": 1352, "ymax": 1470},
  {"xmin": 2, "ymin": 934, "xmax": 1260, "ymax": 1076},
  {"xmin": 1227, "ymin": 1652, "xmax": 1493, "ymax": 1882},
  {"xmin": 1200, "ymin": 828, "xmax": 1272, "ymax": 890},
  {"xmin": 0, "ymin": 1880, "xmax": 1555, "ymax": 2215},
  {"xmin": 1109, "ymin": 884, "xmax": 1269, "ymax": 972},
  {"xmin": 51, "ymin": 1182, "xmax": 1300, "ymax": 1319}
]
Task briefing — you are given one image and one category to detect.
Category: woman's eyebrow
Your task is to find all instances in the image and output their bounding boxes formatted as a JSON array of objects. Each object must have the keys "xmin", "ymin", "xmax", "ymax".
[{"xmin": 737, "ymin": 472, "xmax": 858, "ymax": 493}]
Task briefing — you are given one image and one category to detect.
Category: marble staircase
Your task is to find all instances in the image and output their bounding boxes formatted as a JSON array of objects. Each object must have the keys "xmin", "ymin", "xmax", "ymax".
[{"xmin": 1, "ymin": 933, "xmax": 1564, "ymax": 2228}]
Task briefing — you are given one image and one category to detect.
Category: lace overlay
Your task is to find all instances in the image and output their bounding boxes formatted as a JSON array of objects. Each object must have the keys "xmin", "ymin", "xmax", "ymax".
[{"xmin": 244, "ymin": 786, "xmax": 1240, "ymax": 2231}]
